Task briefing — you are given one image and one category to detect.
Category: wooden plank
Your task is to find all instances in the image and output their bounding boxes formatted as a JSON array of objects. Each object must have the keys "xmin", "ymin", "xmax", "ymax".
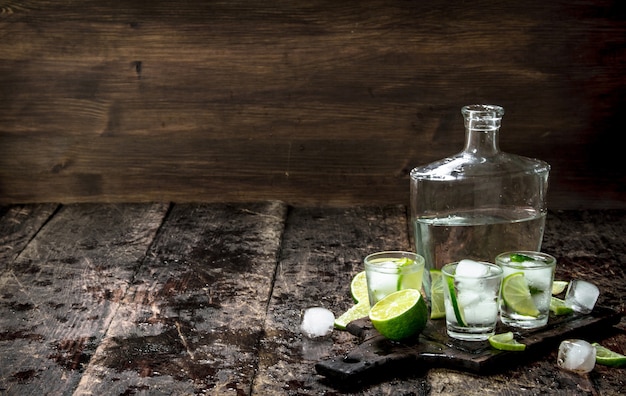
[
  {"xmin": 74, "ymin": 202, "xmax": 288, "ymax": 395},
  {"xmin": 0, "ymin": 204, "xmax": 58, "ymax": 263},
  {"xmin": 0, "ymin": 1, "xmax": 624, "ymax": 209},
  {"xmin": 0, "ymin": 203, "xmax": 169, "ymax": 395}
]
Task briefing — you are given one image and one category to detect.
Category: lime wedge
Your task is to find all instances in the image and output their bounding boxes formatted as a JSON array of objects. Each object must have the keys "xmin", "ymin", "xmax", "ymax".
[
  {"xmin": 552, "ymin": 280, "xmax": 568, "ymax": 295},
  {"xmin": 429, "ymin": 269, "xmax": 445, "ymax": 319},
  {"xmin": 335, "ymin": 272, "xmax": 371, "ymax": 330},
  {"xmin": 550, "ymin": 297, "xmax": 574, "ymax": 315},
  {"xmin": 369, "ymin": 289, "xmax": 428, "ymax": 341},
  {"xmin": 489, "ymin": 332, "xmax": 527, "ymax": 351},
  {"xmin": 501, "ymin": 272, "xmax": 540, "ymax": 317},
  {"xmin": 334, "ymin": 302, "xmax": 370, "ymax": 330},
  {"xmin": 350, "ymin": 271, "xmax": 369, "ymax": 304},
  {"xmin": 592, "ymin": 343, "xmax": 626, "ymax": 367},
  {"xmin": 446, "ymin": 276, "xmax": 467, "ymax": 327}
]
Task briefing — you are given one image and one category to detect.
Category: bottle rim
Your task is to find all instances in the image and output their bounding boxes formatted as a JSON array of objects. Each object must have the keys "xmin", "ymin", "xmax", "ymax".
[{"xmin": 462, "ymin": 104, "xmax": 504, "ymax": 119}]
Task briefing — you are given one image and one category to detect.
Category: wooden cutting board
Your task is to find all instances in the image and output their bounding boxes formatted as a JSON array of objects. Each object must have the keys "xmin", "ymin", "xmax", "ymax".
[{"xmin": 316, "ymin": 306, "xmax": 622, "ymax": 385}]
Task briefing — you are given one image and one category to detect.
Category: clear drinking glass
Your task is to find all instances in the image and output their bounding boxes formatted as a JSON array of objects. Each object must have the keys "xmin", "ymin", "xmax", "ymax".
[
  {"xmin": 441, "ymin": 261, "xmax": 503, "ymax": 341},
  {"xmin": 364, "ymin": 251, "xmax": 425, "ymax": 306},
  {"xmin": 410, "ymin": 105, "xmax": 550, "ymax": 300},
  {"xmin": 497, "ymin": 251, "xmax": 556, "ymax": 329}
]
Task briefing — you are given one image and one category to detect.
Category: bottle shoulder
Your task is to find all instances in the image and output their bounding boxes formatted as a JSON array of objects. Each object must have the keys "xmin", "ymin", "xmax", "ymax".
[{"xmin": 410, "ymin": 151, "xmax": 550, "ymax": 180}]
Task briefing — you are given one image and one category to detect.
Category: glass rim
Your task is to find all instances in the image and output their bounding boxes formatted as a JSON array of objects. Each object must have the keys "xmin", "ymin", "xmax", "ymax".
[
  {"xmin": 364, "ymin": 251, "xmax": 425, "ymax": 268},
  {"xmin": 496, "ymin": 251, "xmax": 556, "ymax": 268},
  {"xmin": 441, "ymin": 261, "xmax": 503, "ymax": 279},
  {"xmin": 461, "ymin": 104, "xmax": 504, "ymax": 118}
]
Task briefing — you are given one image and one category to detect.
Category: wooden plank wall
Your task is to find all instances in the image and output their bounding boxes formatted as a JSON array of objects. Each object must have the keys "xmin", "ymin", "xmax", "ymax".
[{"xmin": 1, "ymin": 1, "xmax": 624, "ymax": 209}]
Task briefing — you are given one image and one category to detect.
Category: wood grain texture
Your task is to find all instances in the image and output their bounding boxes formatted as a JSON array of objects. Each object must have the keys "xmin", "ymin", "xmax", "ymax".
[
  {"xmin": 0, "ymin": 203, "xmax": 58, "ymax": 262},
  {"xmin": 0, "ymin": 203, "xmax": 169, "ymax": 395},
  {"xmin": 0, "ymin": 1, "xmax": 624, "ymax": 208},
  {"xmin": 75, "ymin": 202, "xmax": 288, "ymax": 395}
]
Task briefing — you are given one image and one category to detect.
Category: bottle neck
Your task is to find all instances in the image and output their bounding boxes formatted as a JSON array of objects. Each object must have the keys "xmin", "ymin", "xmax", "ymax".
[
  {"xmin": 463, "ymin": 127, "xmax": 500, "ymax": 157},
  {"xmin": 461, "ymin": 105, "xmax": 504, "ymax": 158}
]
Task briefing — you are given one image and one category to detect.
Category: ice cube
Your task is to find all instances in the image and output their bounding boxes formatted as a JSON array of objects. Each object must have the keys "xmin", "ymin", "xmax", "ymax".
[
  {"xmin": 524, "ymin": 266, "xmax": 553, "ymax": 291},
  {"xmin": 463, "ymin": 300, "xmax": 498, "ymax": 325},
  {"xmin": 457, "ymin": 277, "xmax": 485, "ymax": 293},
  {"xmin": 456, "ymin": 259, "xmax": 490, "ymax": 278},
  {"xmin": 379, "ymin": 260, "xmax": 399, "ymax": 270},
  {"xmin": 300, "ymin": 307, "xmax": 335, "ymax": 338},
  {"xmin": 368, "ymin": 272, "xmax": 399, "ymax": 302},
  {"xmin": 557, "ymin": 339, "xmax": 596, "ymax": 373},
  {"xmin": 565, "ymin": 280, "xmax": 599, "ymax": 314},
  {"xmin": 457, "ymin": 288, "xmax": 482, "ymax": 307}
]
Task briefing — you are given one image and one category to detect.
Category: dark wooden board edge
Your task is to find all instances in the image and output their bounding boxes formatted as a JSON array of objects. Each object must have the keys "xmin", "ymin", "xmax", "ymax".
[{"xmin": 316, "ymin": 306, "xmax": 623, "ymax": 387}]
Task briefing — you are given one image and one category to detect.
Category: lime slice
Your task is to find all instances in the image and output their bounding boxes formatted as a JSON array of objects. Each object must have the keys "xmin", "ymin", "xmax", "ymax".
[
  {"xmin": 334, "ymin": 302, "xmax": 370, "ymax": 330},
  {"xmin": 394, "ymin": 257, "xmax": 414, "ymax": 267},
  {"xmin": 335, "ymin": 272, "xmax": 371, "ymax": 330},
  {"xmin": 501, "ymin": 272, "xmax": 540, "ymax": 317},
  {"xmin": 429, "ymin": 269, "xmax": 445, "ymax": 319},
  {"xmin": 446, "ymin": 276, "xmax": 467, "ymax": 327},
  {"xmin": 369, "ymin": 289, "xmax": 428, "ymax": 341},
  {"xmin": 398, "ymin": 267, "xmax": 423, "ymax": 292},
  {"xmin": 592, "ymin": 343, "xmax": 626, "ymax": 367},
  {"xmin": 394, "ymin": 257, "xmax": 416, "ymax": 290},
  {"xmin": 550, "ymin": 297, "xmax": 574, "ymax": 315},
  {"xmin": 510, "ymin": 253, "xmax": 535, "ymax": 262},
  {"xmin": 489, "ymin": 332, "xmax": 527, "ymax": 351},
  {"xmin": 552, "ymin": 280, "xmax": 568, "ymax": 295},
  {"xmin": 350, "ymin": 271, "xmax": 369, "ymax": 304}
]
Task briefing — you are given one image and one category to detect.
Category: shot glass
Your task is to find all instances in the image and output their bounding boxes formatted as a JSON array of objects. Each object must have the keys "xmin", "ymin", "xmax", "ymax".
[
  {"xmin": 441, "ymin": 260, "xmax": 503, "ymax": 341},
  {"xmin": 496, "ymin": 251, "xmax": 556, "ymax": 329},
  {"xmin": 364, "ymin": 251, "xmax": 425, "ymax": 306}
]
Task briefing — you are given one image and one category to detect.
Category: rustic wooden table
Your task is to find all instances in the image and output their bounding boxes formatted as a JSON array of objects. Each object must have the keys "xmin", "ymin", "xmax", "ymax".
[{"xmin": 0, "ymin": 203, "xmax": 624, "ymax": 395}]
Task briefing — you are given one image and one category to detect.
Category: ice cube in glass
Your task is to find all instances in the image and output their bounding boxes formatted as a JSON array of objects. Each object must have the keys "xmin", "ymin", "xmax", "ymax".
[
  {"xmin": 441, "ymin": 261, "xmax": 502, "ymax": 341},
  {"xmin": 364, "ymin": 251, "xmax": 425, "ymax": 306},
  {"xmin": 496, "ymin": 251, "xmax": 556, "ymax": 329}
]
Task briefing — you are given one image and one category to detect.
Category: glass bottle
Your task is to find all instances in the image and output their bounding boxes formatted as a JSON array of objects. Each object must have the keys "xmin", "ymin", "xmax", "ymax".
[{"xmin": 410, "ymin": 105, "xmax": 550, "ymax": 298}]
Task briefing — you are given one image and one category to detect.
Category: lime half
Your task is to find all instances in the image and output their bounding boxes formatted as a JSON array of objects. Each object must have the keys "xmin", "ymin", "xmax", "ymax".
[
  {"xmin": 501, "ymin": 272, "xmax": 540, "ymax": 317},
  {"xmin": 592, "ymin": 343, "xmax": 626, "ymax": 367},
  {"xmin": 369, "ymin": 289, "xmax": 428, "ymax": 341},
  {"xmin": 445, "ymin": 276, "xmax": 467, "ymax": 327},
  {"xmin": 489, "ymin": 332, "xmax": 527, "ymax": 351},
  {"xmin": 429, "ymin": 269, "xmax": 445, "ymax": 319}
]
